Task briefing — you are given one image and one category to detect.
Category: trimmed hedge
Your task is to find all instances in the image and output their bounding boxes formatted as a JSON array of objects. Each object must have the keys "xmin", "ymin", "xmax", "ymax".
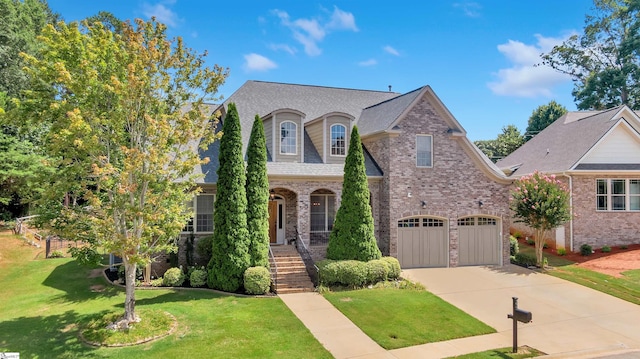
[
  {"xmin": 244, "ymin": 266, "xmax": 271, "ymax": 295},
  {"xmin": 319, "ymin": 257, "xmax": 402, "ymax": 287},
  {"xmin": 163, "ymin": 267, "xmax": 185, "ymax": 287},
  {"xmin": 189, "ymin": 267, "xmax": 207, "ymax": 287},
  {"xmin": 511, "ymin": 252, "xmax": 537, "ymax": 267},
  {"xmin": 381, "ymin": 257, "xmax": 401, "ymax": 279}
]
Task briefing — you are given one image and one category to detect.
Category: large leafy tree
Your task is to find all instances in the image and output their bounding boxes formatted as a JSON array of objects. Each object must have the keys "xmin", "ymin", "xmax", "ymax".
[
  {"xmin": 510, "ymin": 172, "xmax": 571, "ymax": 267},
  {"xmin": 12, "ymin": 18, "xmax": 227, "ymax": 326},
  {"xmin": 525, "ymin": 101, "xmax": 568, "ymax": 140},
  {"xmin": 208, "ymin": 103, "xmax": 251, "ymax": 292},
  {"xmin": 327, "ymin": 126, "xmax": 381, "ymax": 261},
  {"xmin": 245, "ymin": 115, "xmax": 270, "ymax": 268},
  {"xmin": 542, "ymin": 0, "xmax": 640, "ymax": 110},
  {"xmin": 474, "ymin": 125, "xmax": 525, "ymax": 162},
  {"xmin": 0, "ymin": 0, "xmax": 58, "ymax": 100}
]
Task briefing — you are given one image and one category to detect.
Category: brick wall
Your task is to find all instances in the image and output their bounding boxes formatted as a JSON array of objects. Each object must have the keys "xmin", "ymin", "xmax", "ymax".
[
  {"xmin": 363, "ymin": 93, "xmax": 511, "ymax": 266},
  {"xmin": 571, "ymin": 175, "xmax": 640, "ymax": 249}
]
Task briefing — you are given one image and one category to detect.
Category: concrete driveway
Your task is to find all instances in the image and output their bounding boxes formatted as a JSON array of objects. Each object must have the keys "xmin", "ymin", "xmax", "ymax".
[{"xmin": 400, "ymin": 265, "xmax": 640, "ymax": 358}]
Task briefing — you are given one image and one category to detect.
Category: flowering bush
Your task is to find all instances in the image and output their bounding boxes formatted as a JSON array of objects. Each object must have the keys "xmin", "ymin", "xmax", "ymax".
[{"xmin": 511, "ymin": 171, "xmax": 570, "ymax": 267}]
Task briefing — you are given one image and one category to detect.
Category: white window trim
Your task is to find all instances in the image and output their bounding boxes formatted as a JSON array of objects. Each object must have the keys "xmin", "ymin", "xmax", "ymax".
[
  {"xmin": 329, "ymin": 124, "xmax": 347, "ymax": 157},
  {"xmin": 416, "ymin": 134, "xmax": 433, "ymax": 168},
  {"xmin": 182, "ymin": 194, "xmax": 215, "ymax": 233},
  {"xmin": 595, "ymin": 178, "xmax": 640, "ymax": 212},
  {"xmin": 279, "ymin": 120, "xmax": 297, "ymax": 155}
]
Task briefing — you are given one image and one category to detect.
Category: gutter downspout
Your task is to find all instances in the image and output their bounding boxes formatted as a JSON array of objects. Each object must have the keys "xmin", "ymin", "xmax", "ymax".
[{"xmin": 561, "ymin": 173, "xmax": 574, "ymax": 252}]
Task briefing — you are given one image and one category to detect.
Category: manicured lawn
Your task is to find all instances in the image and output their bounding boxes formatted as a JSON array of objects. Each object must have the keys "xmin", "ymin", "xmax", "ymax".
[
  {"xmin": 549, "ymin": 266, "xmax": 640, "ymax": 306},
  {"xmin": 445, "ymin": 346, "xmax": 545, "ymax": 359},
  {"xmin": 323, "ymin": 287, "xmax": 495, "ymax": 350},
  {"xmin": 0, "ymin": 233, "xmax": 332, "ymax": 358}
]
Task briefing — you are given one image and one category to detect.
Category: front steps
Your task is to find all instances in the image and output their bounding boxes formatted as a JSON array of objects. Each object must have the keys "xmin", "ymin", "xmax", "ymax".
[{"xmin": 270, "ymin": 245, "xmax": 315, "ymax": 294}]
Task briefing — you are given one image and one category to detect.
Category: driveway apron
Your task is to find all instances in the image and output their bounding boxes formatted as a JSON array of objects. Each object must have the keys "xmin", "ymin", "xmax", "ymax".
[{"xmin": 401, "ymin": 265, "xmax": 640, "ymax": 357}]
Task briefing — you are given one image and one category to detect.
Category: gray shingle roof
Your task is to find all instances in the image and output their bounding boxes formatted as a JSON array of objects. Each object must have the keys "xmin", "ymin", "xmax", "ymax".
[
  {"xmin": 219, "ymin": 80, "xmax": 400, "ymax": 152},
  {"xmin": 357, "ymin": 86, "xmax": 425, "ymax": 135},
  {"xmin": 497, "ymin": 106, "xmax": 624, "ymax": 176}
]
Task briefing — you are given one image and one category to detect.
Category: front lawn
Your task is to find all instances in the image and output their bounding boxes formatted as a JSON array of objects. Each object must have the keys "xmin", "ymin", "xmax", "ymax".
[
  {"xmin": 549, "ymin": 266, "xmax": 640, "ymax": 306},
  {"xmin": 323, "ymin": 287, "xmax": 495, "ymax": 349},
  {"xmin": 445, "ymin": 346, "xmax": 545, "ymax": 359},
  {"xmin": 0, "ymin": 233, "xmax": 332, "ymax": 358}
]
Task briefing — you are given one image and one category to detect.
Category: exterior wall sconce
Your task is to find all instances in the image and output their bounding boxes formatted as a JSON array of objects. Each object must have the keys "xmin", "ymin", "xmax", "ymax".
[
  {"xmin": 421, "ymin": 200, "xmax": 427, "ymax": 209},
  {"xmin": 478, "ymin": 200, "xmax": 483, "ymax": 208},
  {"xmin": 407, "ymin": 192, "xmax": 412, "ymax": 198},
  {"xmin": 270, "ymin": 189, "xmax": 276, "ymax": 201}
]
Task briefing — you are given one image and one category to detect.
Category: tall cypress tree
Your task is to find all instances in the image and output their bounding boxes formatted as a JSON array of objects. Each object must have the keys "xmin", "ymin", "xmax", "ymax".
[
  {"xmin": 246, "ymin": 114, "xmax": 270, "ymax": 268},
  {"xmin": 327, "ymin": 126, "xmax": 381, "ymax": 261},
  {"xmin": 208, "ymin": 103, "xmax": 250, "ymax": 292}
]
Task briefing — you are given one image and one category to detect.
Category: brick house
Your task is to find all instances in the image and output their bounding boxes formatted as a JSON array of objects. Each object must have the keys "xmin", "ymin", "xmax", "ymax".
[
  {"xmin": 497, "ymin": 105, "xmax": 640, "ymax": 251},
  {"xmin": 178, "ymin": 80, "xmax": 512, "ymax": 272}
]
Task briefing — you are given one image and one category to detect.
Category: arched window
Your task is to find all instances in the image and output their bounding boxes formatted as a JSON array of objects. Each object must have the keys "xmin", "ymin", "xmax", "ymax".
[
  {"xmin": 280, "ymin": 121, "xmax": 297, "ymax": 154},
  {"xmin": 330, "ymin": 124, "xmax": 346, "ymax": 156}
]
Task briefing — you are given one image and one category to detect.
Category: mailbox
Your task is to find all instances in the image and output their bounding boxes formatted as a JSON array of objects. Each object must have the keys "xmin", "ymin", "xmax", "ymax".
[{"xmin": 509, "ymin": 308, "xmax": 532, "ymax": 323}]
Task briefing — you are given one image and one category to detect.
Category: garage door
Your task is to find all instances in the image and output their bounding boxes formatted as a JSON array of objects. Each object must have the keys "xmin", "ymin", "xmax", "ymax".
[
  {"xmin": 397, "ymin": 217, "xmax": 448, "ymax": 268},
  {"xmin": 457, "ymin": 217, "xmax": 500, "ymax": 266}
]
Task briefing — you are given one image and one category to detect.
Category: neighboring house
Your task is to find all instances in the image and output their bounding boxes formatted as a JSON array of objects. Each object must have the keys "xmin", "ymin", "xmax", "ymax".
[
  {"xmin": 497, "ymin": 105, "xmax": 640, "ymax": 251},
  {"xmin": 172, "ymin": 80, "xmax": 512, "ymax": 272}
]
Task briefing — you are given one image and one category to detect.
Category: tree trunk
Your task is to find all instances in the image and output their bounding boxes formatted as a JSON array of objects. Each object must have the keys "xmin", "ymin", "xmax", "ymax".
[
  {"xmin": 534, "ymin": 229, "xmax": 546, "ymax": 267},
  {"xmin": 123, "ymin": 260, "xmax": 139, "ymax": 325}
]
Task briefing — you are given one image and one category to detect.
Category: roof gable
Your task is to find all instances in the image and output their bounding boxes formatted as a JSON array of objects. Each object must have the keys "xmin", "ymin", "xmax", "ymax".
[{"xmin": 575, "ymin": 119, "xmax": 640, "ymax": 166}]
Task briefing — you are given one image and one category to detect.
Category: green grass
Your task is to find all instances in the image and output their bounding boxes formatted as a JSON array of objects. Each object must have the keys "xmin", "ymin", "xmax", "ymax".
[
  {"xmin": 323, "ymin": 287, "xmax": 495, "ymax": 350},
  {"xmin": 549, "ymin": 265, "xmax": 640, "ymax": 306},
  {"xmin": 445, "ymin": 346, "xmax": 545, "ymax": 358},
  {"xmin": 517, "ymin": 245, "xmax": 575, "ymax": 267},
  {"xmin": 0, "ymin": 233, "xmax": 332, "ymax": 358}
]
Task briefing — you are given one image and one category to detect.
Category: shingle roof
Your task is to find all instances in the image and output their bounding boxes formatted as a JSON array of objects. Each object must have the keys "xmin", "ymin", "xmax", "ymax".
[
  {"xmin": 219, "ymin": 80, "xmax": 400, "ymax": 152},
  {"xmin": 357, "ymin": 87, "xmax": 425, "ymax": 135},
  {"xmin": 497, "ymin": 106, "xmax": 624, "ymax": 176}
]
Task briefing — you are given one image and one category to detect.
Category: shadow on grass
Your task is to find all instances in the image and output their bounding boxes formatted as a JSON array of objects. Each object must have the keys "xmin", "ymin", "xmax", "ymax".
[
  {"xmin": 0, "ymin": 310, "xmax": 104, "ymax": 358},
  {"xmin": 42, "ymin": 260, "xmax": 122, "ymax": 303}
]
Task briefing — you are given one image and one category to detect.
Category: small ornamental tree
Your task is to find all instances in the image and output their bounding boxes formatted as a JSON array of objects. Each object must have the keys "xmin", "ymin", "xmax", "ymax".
[
  {"xmin": 208, "ymin": 103, "xmax": 250, "ymax": 292},
  {"xmin": 245, "ymin": 114, "xmax": 269, "ymax": 268},
  {"xmin": 327, "ymin": 126, "xmax": 381, "ymax": 261},
  {"xmin": 510, "ymin": 171, "xmax": 571, "ymax": 267}
]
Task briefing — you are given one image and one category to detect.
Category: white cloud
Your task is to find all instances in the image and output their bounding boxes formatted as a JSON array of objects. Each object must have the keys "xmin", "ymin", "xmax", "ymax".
[
  {"xmin": 488, "ymin": 34, "xmax": 574, "ymax": 98},
  {"xmin": 269, "ymin": 43, "xmax": 297, "ymax": 55},
  {"xmin": 142, "ymin": 2, "xmax": 179, "ymax": 27},
  {"xmin": 453, "ymin": 2, "xmax": 482, "ymax": 18},
  {"xmin": 326, "ymin": 6, "xmax": 358, "ymax": 31},
  {"xmin": 383, "ymin": 45, "xmax": 400, "ymax": 56},
  {"xmin": 358, "ymin": 58, "xmax": 377, "ymax": 66},
  {"xmin": 271, "ymin": 7, "xmax": 358, "ymax": 56},
  {"xmin": 243, "ymin": 53, "xmax": 277, "ymax": 72}
]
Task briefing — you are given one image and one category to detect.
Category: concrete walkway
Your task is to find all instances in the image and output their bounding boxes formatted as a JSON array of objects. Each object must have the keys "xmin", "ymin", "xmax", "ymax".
[{"xmin": 281, "ymin": 265, "xmax": 640, "ymax": 358}]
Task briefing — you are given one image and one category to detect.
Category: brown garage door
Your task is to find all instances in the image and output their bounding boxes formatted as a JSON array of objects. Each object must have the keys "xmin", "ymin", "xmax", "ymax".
[
  {"xmin": 397, "ymin": 217, "xmax": 448, "ymax": 268},
  {"xmin": 457, "ymin": 216, "xmax": 500, "ymax": 266}
]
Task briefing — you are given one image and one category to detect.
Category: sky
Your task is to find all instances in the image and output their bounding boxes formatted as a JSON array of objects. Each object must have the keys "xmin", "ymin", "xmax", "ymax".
[{"xmin": 47, "ymin": 0, "xmax": 595, "ymax": 141}]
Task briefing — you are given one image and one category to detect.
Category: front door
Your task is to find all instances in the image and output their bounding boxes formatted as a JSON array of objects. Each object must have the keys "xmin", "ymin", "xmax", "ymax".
[{"xmin": 268, "ymin": 198, "xmax": 285, "ymax": 244}]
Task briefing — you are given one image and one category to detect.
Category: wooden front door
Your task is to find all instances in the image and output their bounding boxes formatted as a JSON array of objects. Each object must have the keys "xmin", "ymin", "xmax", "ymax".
[{"xmin": 268, "ymin": 200, "xmax": 277, "ymax": 243}]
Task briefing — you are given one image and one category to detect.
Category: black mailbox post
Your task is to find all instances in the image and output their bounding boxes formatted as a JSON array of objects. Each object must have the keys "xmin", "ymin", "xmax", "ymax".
[{"xmin": 507, "ymin": 297, "xmax": 532, "ymax": 353}]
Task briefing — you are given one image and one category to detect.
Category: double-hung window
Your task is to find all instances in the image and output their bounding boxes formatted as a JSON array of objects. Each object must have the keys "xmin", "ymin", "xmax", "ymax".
[
  {"xmin": 596, "ymin": 179, "xmax": 640, "ymax": 211},
  {"xmin": 310, "ymin": 195, "xmax": 335, "ymax": 232},
  {"xmin": 416, "ymin": 135, "xmax": 433, "ymax": 167},
  {"xmin": 330, "ymin": 124, "xmax": 346, "ymax": 156},
  {"xmin": 280, "ymin": 121, "xmax": 297, "ymax": 154},
  {"xmin": 183, "ymin": 194, "xmax": 215, "ymax": 233}
]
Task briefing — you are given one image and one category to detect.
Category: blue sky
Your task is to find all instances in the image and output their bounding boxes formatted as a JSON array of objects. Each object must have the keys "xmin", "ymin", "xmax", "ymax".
[{"xmin": 48, "ymin": 1, "xmax": 594, "ymax": 141}]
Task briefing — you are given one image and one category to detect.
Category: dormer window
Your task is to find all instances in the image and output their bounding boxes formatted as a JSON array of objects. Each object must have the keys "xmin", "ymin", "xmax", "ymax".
[
  {"xmin": 280, "ymin": 121, "xmax": 297, "ymax": 155},
  {"xmin": 330, "ymin": 124, "xmax": 346, "ymax": 156}
]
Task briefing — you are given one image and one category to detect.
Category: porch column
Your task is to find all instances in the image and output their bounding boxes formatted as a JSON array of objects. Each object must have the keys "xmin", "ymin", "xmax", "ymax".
[{"xmin": 297, "ymin": 188, "xmax": 311, "ymax": 246}]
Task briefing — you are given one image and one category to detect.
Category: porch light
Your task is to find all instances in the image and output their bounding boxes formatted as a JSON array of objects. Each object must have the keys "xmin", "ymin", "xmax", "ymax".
[
  {"xmin": 478, "ymin": 200, "xmax": 483, "ymax": 208},
  {"xmin": 269, "ymin": 189, "xmax": 276, "ymax": 201}
]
